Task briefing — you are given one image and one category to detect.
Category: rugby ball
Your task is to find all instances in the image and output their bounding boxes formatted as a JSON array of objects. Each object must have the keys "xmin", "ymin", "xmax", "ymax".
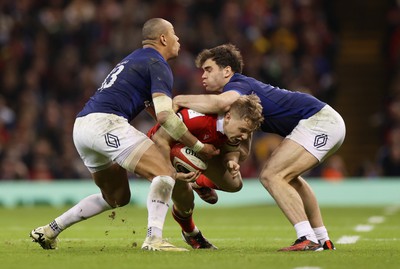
[{"xmin": 170, "ymin": 144, "xmax": 208, "ymax": 173}]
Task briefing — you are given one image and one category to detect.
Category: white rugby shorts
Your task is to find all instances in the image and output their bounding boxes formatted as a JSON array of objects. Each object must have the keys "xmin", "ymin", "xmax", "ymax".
[
  {"xmin": 73, "ymin": 113, "xmax": 154, "ymax": 173},
  {"xmin": 286, "ymin": 105, "xmax": 346, "ymax": 162}
]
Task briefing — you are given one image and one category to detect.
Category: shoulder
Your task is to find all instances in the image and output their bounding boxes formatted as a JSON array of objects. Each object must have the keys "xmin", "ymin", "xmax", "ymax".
[
  {"xmin": 127, "ymin": 48, "xmax": 167, "ymax": 67},
  {"xmin": 179, "ymin": 109, "xmax": 207, "ymax": 121},
  {"xmin": 224, "ymin": 74, "xmax": 251, "ymax": 92}
]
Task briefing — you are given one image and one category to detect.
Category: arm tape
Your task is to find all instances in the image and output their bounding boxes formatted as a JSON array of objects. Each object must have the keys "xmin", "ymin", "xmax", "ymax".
[
  {"xmin": 153, "ymin": 95, "xmax": 173, "ymax": 114},
  {"xmin": 160, "ymin": 112, "xmax": 188, "ymax": 140},
  {"xmin": 153, "ymin": 95, "xmax": 188, "ymax": 140},
  {"xmin": 192, "ymin": 140, "xmax": 205, "ymax": 153}
]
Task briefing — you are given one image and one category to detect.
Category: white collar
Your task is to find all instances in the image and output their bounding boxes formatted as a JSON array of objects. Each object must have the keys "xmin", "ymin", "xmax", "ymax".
[{"xmin": 217, "ymin": 115, "xmax": 224, "ymax": 134}]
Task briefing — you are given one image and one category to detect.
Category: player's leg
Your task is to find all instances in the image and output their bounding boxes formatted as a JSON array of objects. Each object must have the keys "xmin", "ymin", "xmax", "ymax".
[
  {"xmin": 259, "ymin": 138, "xmax": 322, "ymax": 251},
  {"xmin": 132, "ymin": 143, "xmax": 175, "ymax": 237},
  {"xmin": 203, "ymin": 154, "xmax": 243, "ymax": 192},
  {"xmin": 290, "ymin": 176, "xmax": 323, "ymax": 228},
  {"xmin": 130, "ymin": 143, "xmax": 187, "ymax": 251},
  {"xmin": 262, "ymin": 105, "xmax": 345, "ymax": 251},
  {"xmin": 190, "ymin": 174, "xmax": 219, "ymax": 204},
  {"xmin": 281, "ymin": 105, "xmax": 345, "ymax": 250},
  {"xmin": 289, "ymin": 175, "xmax": 334, "ymax": 249},
  {"xmin": 58, "ymin": 164, "xmax": 130, "ymax": 227},
  {"xmin": 31, "ymin": 113, "xmax": 181, "ymax": 251},
  {"xmin": 30, "ymin": 115, "xmax": 130, "ymax": 249},
  {"xmin": 191, "ymin": 154, "xmax": 243, "ymax": 204},
  {"xmin": 171, "ymin": 181, "xmax": 217, "ymax": 249},
  {"xmin": 29, "ymin": 163, "xmax": 129, "ymax": 249}
]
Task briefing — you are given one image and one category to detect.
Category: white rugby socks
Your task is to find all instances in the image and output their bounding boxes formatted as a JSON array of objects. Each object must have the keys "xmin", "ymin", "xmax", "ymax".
[
  {"xmin": 146, "ymin": 175, "xmax": 175, "ymax": 238},
  {"xmin": 294, "ymin": 221, "xmax": 319, "ymax": 243},
  {"xmin": 45, "ymin": 176, "xmax": 175, "ymax": 240},
  {"xmin": 48, "ymin": 193, "xmax": 112, "ymax": 237},
  {"xmin": 313, "ymin": 226, "xmax": 330, "ymax": 245}
]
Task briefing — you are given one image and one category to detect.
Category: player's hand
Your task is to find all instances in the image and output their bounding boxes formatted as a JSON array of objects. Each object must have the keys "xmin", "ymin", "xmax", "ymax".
[
  {"xmin": 175, "ymin": 170, "xmax": 201, "ymax": 183},
  {"xmin": 199, "ymin": 143, "xmax": 220, "ymax": 159},
  {"xmin": 226, "ymin": 160, "xmax": 240, "ymax": 177},
  {"xmin": 172, "ymin": 99, "xmax": 180, "ymax": 112}
]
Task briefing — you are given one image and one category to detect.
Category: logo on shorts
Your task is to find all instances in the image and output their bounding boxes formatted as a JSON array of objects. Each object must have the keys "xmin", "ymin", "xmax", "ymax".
[
  {"xmin": 314, "ymin": 134, "xmax": 328, "ymax": 148},
  {"xmin": 105, "ymin": 133, "xmax": 120, "ymax": 148}
]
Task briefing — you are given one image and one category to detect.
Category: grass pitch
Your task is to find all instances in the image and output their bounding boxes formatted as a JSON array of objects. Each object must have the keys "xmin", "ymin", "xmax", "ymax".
[{"xmin": 1, "ymin": 204, "xmax": 399, "ymax": 269}]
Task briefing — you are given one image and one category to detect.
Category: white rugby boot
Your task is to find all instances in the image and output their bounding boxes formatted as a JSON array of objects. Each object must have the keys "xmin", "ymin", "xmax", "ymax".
[
  {"xmin": 141, "ymin": 235, "xmax": 188, "ymax": 251},
  {"xmin": 30, "ymin": 226, "xmax": 59, "ymax": 250}
]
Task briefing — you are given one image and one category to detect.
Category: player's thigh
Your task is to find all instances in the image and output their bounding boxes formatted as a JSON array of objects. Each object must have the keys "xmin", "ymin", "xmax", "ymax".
[
  {"xmin": 261, "ymin": 138, "xmax": 318, "ymax": 181},
  {"xmin": 204, "ymin": 156, "xmax": 242, "ymax": 190},
  {"xmin": 134, "ymin": 143, "xmax": 175, "ymax": 180},
  {"xmin": 203, "ymin": 155, "xmax": 226, "ymax": 184}
]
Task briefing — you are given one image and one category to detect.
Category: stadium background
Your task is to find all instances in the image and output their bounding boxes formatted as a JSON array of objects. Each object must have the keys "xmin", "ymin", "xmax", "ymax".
[{"xmin": 0, "ymin": 0, "xmax": 399, "ymax": 186}]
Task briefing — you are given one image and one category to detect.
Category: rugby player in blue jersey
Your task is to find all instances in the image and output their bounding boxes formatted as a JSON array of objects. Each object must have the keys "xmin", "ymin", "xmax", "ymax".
[
  {"xmin": 174, "ymin": 44, "xmax": 345, "ymax": 251},
  {"xmin": 29, "ymin": 18, "xmax": 219, "ymax": 252}
]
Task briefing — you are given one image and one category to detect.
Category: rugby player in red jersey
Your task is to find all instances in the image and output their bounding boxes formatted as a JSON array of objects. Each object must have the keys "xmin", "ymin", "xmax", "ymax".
[{"xmin": 148, "ymin": 94, "xmax": 264, "ymax": 249}]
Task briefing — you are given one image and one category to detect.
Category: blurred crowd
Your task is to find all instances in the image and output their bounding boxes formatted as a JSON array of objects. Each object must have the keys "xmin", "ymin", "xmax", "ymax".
[
  {"xmin": 0, "ymin": 0, "xmax": 344, "ymax": 180},
  {"xmin": 376, "ymin": 0, "xmax": 400, "ymax": 177}
]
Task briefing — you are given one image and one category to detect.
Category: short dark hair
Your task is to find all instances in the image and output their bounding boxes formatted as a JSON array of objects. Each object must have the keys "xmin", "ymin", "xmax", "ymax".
[
  {"xmin": 142, "ymin": 18, "xmax": 167, "ymax": 41},
  {"xmin": 195, "ymin": 43, "xmax": 244, "ymax": 73}
]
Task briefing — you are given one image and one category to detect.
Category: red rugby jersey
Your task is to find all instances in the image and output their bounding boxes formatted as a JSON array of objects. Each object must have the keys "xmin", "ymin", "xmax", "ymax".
[{"xmin": 147, "ymin": 108, "xmax": 227, "ymax": 148}]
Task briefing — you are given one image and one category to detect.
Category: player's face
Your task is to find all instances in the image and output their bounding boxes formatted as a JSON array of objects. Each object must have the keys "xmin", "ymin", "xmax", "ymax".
[
  {"xmin": 166, "ymin": 23, "xmax": 180, "ymax": 59},
  {"xmin": 201, "ymin": 59, "xmax": 229, "ymax": 93},
  {"xmin": 223, "ymin": 113, "xmax": 253, "ymax": 143}
]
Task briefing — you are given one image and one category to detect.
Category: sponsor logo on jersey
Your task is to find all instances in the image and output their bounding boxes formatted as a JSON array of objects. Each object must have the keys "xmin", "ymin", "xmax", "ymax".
[{"xmin": 188, "ymin": 109, "xmax": 205, "ymax": 119}]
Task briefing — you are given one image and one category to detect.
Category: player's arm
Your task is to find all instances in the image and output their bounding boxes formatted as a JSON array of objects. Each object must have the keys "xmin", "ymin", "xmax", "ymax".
[
  {"xmin": 151, "ymin": 126, "xmax": 201, "ymax": 182},
  {"xmin": 222, "ymin": 150, "xmax": 241, "ymax": 178},
  {"xmin": 219, "ymin": 139, "xmax": 241, "ymax": 179},
  {"xmin": 151, "ymin": 127, "xmax": 174, "ymax": 160},
  {"xmin": 173, "ymin": 91, "xmax": 241, "ymax": 114},
  {"xmin": 220, "ymin": 134, "xmax": 252, "ymax": 178},
  {"xmin": 152, "ymin": 93, "xmax": 219, "ymax": 159}
]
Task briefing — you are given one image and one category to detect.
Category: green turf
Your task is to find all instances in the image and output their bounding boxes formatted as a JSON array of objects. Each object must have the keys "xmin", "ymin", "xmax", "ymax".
[{"xmin": 1, "ymin": 204, "xmax": 399, "ymax": 269}]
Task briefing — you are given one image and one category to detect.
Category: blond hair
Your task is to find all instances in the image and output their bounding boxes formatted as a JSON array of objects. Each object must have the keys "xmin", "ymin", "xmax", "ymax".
[{"xmin": 229, "ymin": 94, "xmax": 264, "ymax": 130}]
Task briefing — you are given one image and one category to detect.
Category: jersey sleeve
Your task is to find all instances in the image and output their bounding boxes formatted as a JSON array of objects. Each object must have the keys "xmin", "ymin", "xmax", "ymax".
[
  {"xmin": 147, "ymin": 123, "xmax": 161, "ymax": 138},
  {"xmin": 149, "ymin": 61, "xmax": 173, "ymax": 97}
]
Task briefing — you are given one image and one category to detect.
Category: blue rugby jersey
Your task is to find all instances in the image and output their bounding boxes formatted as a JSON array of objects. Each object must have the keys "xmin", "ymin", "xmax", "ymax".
[
  {"xmin": 77, "ymin": 48, "xmax": 173, "ymax": 122},
  {"xmin": 224, "ymin": 73, "xmax": 326, "ymax": 137}
]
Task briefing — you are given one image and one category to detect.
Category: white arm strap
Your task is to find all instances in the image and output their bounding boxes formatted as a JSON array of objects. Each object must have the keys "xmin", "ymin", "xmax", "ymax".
[{"xmin": 153, "ymin": 95, "xmax": 188, "ymax": 141}]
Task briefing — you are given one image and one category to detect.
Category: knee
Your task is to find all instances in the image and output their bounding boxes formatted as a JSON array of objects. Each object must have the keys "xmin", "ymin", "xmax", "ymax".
[
  {"xmin": 259, "ymin": 170, "xmax": 274, "ymax": 190},
  {"xmin": 235, "ymin": 181, "xmax": 243, "ymax": 192},
  {"xmin": 225, "ymin": 180, "xmax": 243, "ymax": 192},
  {"xmin": 105, "ymin": 190, "xmax": 131, "ymax": 208},
  {"xmin": 172, "ymin": 181, "xmax": 191, "ymax": 197},
  {"xmin": 260, "ymin": 169, "xmax": 297, "ymax": 191},
  {"xmin": 117, "ymin": 193, "xmax": 131, "ymax": 207}
]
